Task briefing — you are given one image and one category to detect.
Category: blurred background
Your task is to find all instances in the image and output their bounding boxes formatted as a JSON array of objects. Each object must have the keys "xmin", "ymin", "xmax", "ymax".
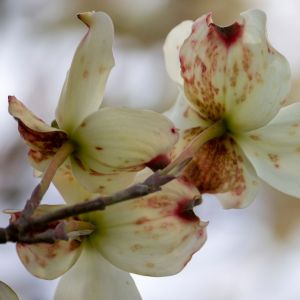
[{"xmin": 1, "ymin": 0, "xmax": 300, "ymax": 299}]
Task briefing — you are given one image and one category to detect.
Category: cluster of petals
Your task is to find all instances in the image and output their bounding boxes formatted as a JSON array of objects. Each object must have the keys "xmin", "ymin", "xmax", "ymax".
[
  {"xmin": 164, "ymin": 9, "xmax": 300, "ymax": 208},
  {"xmin": 16, "ymin": 172, "xmax": 207, "ymax": 300},
  {"xmin": 9, "ymin": 11, "xmax": 178, "ymax": 195},
  {"xmin": 10, "ymin": 11, "xmax": 208, "ymax": 300}
]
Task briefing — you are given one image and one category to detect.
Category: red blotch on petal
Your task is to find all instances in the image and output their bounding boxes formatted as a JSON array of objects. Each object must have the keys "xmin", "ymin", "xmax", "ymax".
[
  {"xmin": 209, "ymin": 22, "xmax": 244, "ymax": 47},
  {"xmin": 145, "ymin": 154, "xmax": 171, "ymax": 171},
  {"xmin": 174, "ymin": 198, "xmax": 199, "ymax": 223}
]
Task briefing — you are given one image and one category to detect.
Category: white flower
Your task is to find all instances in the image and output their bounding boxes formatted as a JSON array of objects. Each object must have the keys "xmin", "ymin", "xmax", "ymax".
[
  {"xmin": 16, "ymin": 175, "xmax": 207, "ymax": 300},
  {"xmin": 163, "ymin": 9, "xmax": 300, "ymax": 208},
  {"xmin": 9, "ymin": 11, "xmax": 178, "ymax": 195}
]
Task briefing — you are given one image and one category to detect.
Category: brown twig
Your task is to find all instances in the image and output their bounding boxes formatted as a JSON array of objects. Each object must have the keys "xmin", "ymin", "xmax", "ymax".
[
  {"xmin": 16, "ymin": 142, "xmax": 74, "ymax": 228},
  {"xmin": 0, "ymin": 171, "xmax": 175, "ymax": 244}
]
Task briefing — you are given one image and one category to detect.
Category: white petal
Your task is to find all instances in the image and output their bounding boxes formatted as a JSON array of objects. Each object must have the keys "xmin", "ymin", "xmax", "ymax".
[
  {"xmin": 163, "ymin": 20, "xmax": 193, "ymax": 85},
  {"xmin": 52, "ymin": 160, "xmax": 95, "ymax": 204},
  {"xmin": 90, "ymin": 179, "xmax": 207, "ymax": 276},
  {"xmin": 70, "ymin": 107, "xmax": 178, "ymax": 191},
  {"xmin": 17, "ymin": 240, "xmax": 82, "ymax": 280},
  {"xmin": 70, "ymin": 159, "xmax": 136, "ymax": 194},
  {"xmin": 0, "ymin": 282, "xmax": 19, "ymax": 300},
  {"xmin": 179, "ymin": 9, "xmax": 291, "ymax": 130},
  {"xmin": 54, "ymin": 246, "xmax": 141, "ymax": 300},
  {"xmin": 236, "ymin": 103, "xmax": 300, "ymax": 197},
  {"xmin": 225, "ymin": 9, "xmax": 291, "ymax": 131},
  {"xmin": 164, "ymin": 91, "xmax": 211, "ymax": 130},
  {"xmin": 55, "ymin": 12, "xmax": 114, "ymax": 133}
]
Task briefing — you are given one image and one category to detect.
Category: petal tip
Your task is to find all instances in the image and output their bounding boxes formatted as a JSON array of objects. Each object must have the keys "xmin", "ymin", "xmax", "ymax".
[
  {"xmin": 8, "ymin": 95, "xmax": 17, "ymax": 106},
  {"xmin": 77, "ymin": 11, "xmax": 95, "ymax": 26}
]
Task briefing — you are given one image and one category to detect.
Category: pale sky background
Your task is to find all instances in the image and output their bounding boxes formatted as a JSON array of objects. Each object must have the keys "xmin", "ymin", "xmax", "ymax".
[{"xmin": 1, "ymin": 0, "xmax": 300, "ymax": 299}]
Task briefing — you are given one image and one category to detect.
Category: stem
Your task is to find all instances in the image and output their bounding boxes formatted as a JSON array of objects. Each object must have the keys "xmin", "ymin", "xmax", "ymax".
[
  {"xmin": 39, "ymin": 142, "xmax": 74, "ymax": 199},
  {"xmin": 161, "ymin": 120, "xmax": 226, "ymax": 176},
  {"xmin": 18, "ymin": 141, "xmax": 74, "ymax": 223},
  {"xmin": 0, "ymin": 172, "xmax": 174, "ymax": 244},
  {"xmin": 25, "ymin": 172, "xmax": 174, "ymax": 231}
]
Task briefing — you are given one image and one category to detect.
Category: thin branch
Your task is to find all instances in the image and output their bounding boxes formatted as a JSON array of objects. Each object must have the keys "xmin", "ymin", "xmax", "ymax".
[
  {"xmin": 25, "ymin": 172, "xmax": 175, "ymax": 231},
  {"xmin": 16, "ymin": 142, "xmax": 74, "ymax": 226},
  {"xmin": 0, "ymin": 171, "xmax": 175, "ymax": 244}
]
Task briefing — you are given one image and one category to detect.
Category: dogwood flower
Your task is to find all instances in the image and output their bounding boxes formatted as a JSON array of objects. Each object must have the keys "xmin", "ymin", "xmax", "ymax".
[
  {"xmin": 9, "ymin": 11, "xmax": 178, "ymax": 195},
  {"xmin": 164, "ymin": 9, "xmax": 300, "ymax": 208},
  {"xmin": 15, "ymin": 171, "xmax": 207, "ymax": 300}
]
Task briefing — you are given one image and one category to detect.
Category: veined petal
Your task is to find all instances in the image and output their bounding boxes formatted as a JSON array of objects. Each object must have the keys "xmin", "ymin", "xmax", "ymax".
[
  {"xmin": 169, "ymin": 126, "xmax": 206, "ymax": 160},
  {"xmin": 215, "ymin": 146, "xmax": 259, "ymax": 208},
  {"xmin": 14, "ymin": 205, "xmax": 85, "ymax": 279},
  {"xmin": 163, "ymin": 20, "xmax": 193, "ymax": 85},
  {"xmin": 183, "ymin": 135, "xmax": 258, "ymax": 208},
  {"xmin": 71, "ymin": 107, "xmax": 178, "ymax": 173},
  {"xmin": 52, "ymin": 160, "xmax": 95, "ymax": 204},
  {"xmin": 8, "ymin": 96, "xmax": 68, "ymax": 157},
  {"xmin": 164, "ymin": 91, "xmax": 211, "ymax": 131},
  {"xmin": 55, "ymin": 11, "xmax": 115, "ymax": 133},
  {"xmin": 236, "ymin": 103, "xmax": 300, "ymax": 197},
  {"xmin": 180, "ymin": 9, "xmax": 291, "ymax": 130},
  {"xmin": 225, "ymin": 10, "xmax": 291, "ymax": 131},
  {"xmin": 17, "ymin": 240, "xmax": 82, "ymax": 280},
  {"xmin": 54, "ymin": 246, "xmax": 141, "ymax": 300},
  {"xmin": 0, "ymin": 282, "xmax": 19, "ymax": 300},
  {"xmin": 90, "ymin": 179, "xmax": 207, "ymax": 276},
  {"xmin": 69, "ymin": 158, "xmax": 136, "ymax": 194}
]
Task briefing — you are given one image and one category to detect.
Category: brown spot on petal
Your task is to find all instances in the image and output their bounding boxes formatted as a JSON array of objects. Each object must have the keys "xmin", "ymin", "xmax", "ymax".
[
  {"xmin": 147, "ymin": 196, "xmax": 172, "ymax": 209},
  {"xmin": 268, "ymin": 153, "xmax": 280, "ymax": 168},
  {"xmin": 183, "ymin": 136, "xmax": 246, "ymax": 194},
  {"xmin": 95, "ymin": 146, "xmax": 103, "ymax": 151},
  {"xmin": 69, "ymin": 240, "xmax": 81, "ymax": 251},
  {"xmin": 146, "ymin": 262, "xmax": 155, "ymax": 268},
  {"xmin": 130, "ymin": 244, "xmax": 143, "ymax": 252},
  {"xmin": 135, "ymin": 217, "xmax": 150, "ymax": 225},
  {"xmin": 17, "ymin": 118, "xmax": 68, "ymax": 152},
  {"xmin": 89, "ymin": 169, "xmax": 104, "ymax": 176},
  {"xmin": 97, "ymin": 185, "xmax": 105, "ymax": 193},
  {"xmin": 82, "ymin": 70, "xmax": 89, "ymax": 79},
  {"xmin": 249, "ymin": 134, "xmax": 260, "ymax": 141},
  {"xmin": 73, "ymin": 156, "xmax": 86, "ymax": 171},
  {"xmin": 29, "ymin": 149, "xmax": 54, "ymax": 164}
]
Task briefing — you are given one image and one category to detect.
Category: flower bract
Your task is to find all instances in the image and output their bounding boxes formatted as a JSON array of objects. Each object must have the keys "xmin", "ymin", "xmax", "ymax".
[
  {"xmin": 9, "ymin": 11, "xmax": 178, "ymax": 195},
  {"xmin": 16, "ymin": 173, "xmax": 207, "ymax": 299},
  {"xmin": 164, "ymin": 9, "xmax": 300, "ymax": 208}
]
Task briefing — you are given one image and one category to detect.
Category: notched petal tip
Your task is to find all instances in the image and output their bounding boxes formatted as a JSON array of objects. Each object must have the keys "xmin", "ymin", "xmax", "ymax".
[
  {"xmin": 8, "ymin": 95, "xmax": 16, "ymax": 104},
  {"xmin": 191, "ymin": 11, "xmax": 245, "ymax": 49},
  {"xmin": 77, "ymin": 11, "xmax": 95, "ymax": 26},
  {"xmin": 77, "ymin": 11, "xmax": 113, "ymax": 29},
  {"xmin": 209, "ymin": 22, "xmax": 244, "ymax": 47}
]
